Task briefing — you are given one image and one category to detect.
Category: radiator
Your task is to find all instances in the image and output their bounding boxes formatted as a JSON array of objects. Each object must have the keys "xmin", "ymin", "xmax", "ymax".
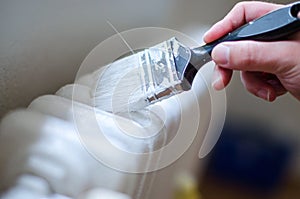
[{"xmin": 0, "ymin": 61, "xmax": 221, "ymax": 199}]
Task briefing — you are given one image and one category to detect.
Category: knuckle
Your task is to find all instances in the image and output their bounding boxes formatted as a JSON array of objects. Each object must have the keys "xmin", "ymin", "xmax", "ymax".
[
  {"xmin": 228, "ymin": 1, "xmax": 252, "ymax": 29},
  {"xmin": 234, "ymin": 1, "xmax": 251, "ymax": 10},
  {"xmin": 236, "ymin": 42, "xmax": 260, "ymax": 66},
  {"xmin": 234, "ymin": 1, "xmax": 245, "ymax": 8}
]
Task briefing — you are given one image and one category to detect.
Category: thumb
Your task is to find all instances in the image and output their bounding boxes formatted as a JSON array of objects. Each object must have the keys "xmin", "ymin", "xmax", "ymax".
[{"xmin": 211, "ymin": 40, "xmax": 300, "ymax": 74}]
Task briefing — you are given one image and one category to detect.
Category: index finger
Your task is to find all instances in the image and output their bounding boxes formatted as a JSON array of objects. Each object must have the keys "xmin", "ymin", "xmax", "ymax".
[{"xmin": 203, "ymin": 1, "xmax": 282, "ymax": 43}]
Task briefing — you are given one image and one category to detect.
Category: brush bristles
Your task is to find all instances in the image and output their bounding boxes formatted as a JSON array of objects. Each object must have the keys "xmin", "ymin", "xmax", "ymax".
[
  {"xmin": 92, "ymin": 54, "xmax": 148, "ymax": 113},
  {"xmin": 92, "ymin": 38, "xmax": 183, "ymax": 113}
]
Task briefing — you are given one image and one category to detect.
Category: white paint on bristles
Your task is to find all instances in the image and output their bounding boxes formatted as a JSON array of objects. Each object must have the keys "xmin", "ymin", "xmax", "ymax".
[{"xmin": 92, "ymin": 53, "xmax": 148, "ymax": 113}]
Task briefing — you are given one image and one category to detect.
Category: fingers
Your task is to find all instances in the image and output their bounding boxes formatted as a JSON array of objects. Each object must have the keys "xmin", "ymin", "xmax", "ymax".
[
  {"xmin": 212, "ymin": 65, "xmax": 232, "ymax": 90},
  {"xmin": 211, "ymin": 40, "xmax": 300, "ymax": 74},
  {"xmin": 203, "ymin": 1, "xmax": 282, "ymax": 43},
  {"xmin": 241, "ymin": 71, "xmax": 275, "ymax": 101},
  {"xmin": 240, "ymin": 71, "xmax": 287, "ymax": 101},
  {"xmin": 205, "ymin": 1, "xmax": 299, "ymax": 101}
]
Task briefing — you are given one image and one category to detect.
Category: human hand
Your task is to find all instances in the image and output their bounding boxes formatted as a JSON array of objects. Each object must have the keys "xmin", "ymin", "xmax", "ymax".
[{"xmin": 204, "ymin": 1, "xmax": 300, "ymax": 101}]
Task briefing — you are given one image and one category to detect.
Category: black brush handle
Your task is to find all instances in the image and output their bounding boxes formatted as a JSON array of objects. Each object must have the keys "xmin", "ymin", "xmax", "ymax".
[{"xmin": 199, "ymin": 1, "xmax": 300, "ymax": 55}]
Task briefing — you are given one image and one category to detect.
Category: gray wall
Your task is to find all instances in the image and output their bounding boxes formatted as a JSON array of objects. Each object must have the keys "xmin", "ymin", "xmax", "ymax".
[{"xmin": 0, "ymin": 0, "xmax": 241, "ymax": 118}]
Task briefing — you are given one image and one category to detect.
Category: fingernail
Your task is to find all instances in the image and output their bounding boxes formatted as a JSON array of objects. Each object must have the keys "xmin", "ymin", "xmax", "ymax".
[
  {"xmin": 203, "ymin": 30, "xmax": 208, "ymax": 38},
  {"xmin": 211, "ymin": 69, "xmax": 223, "ymax": 90},
  {"xmin": 257, "ymin": 89, "xmax": 270, "ymax": 101},
  {"xmin": 212, "ymin": 44, "xmax": 230, "ymax": 66}
]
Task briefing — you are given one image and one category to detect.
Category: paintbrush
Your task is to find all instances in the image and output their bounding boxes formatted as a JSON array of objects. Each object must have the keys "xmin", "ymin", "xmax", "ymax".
[{"xmin": 93, "ymin": 2, "xmax": 300, "ymax": 113}]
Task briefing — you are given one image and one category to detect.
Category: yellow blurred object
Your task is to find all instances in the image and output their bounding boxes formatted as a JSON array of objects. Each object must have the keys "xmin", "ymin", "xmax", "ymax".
[{"xmin": 174, "ymin": 172, "xmax": 201, "ymax": 199}]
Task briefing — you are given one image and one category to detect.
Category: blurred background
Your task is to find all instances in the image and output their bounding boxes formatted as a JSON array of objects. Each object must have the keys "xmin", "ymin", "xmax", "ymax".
[{"xmin": 0, "ymin": 0, "xmax": 299, "ymax": 198}]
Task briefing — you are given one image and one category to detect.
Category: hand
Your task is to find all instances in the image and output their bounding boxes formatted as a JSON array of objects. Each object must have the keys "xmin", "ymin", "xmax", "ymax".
[{"xmin": 204, "ymin": 1, "xmax": 300, "ymax": 101}]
